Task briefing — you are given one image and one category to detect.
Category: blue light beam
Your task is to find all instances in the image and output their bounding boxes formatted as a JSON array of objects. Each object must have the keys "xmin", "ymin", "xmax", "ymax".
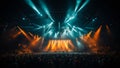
[
  {"xmin": 64, "ymin": 0, "xmax": 90, "ymax": 23},
  {"xmin": 75, "ymin": 0, "xmax": 82, "ymax": 12},
  {"xmin": 25, "ymin": 0, "xmax": 42, "ymax": 16},
  {"xmin": 40, "ymin": 1, "xmax": 55, "ymax": 22},
  {"xmin": 76, "ymin": 0, "xmax": 90, "ymax": 14}
]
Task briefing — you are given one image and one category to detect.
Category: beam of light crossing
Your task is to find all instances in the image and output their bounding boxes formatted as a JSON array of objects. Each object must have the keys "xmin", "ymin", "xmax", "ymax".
[
  {"xmin": 64, "ymin": 0, "xmax": 90, "ymax": 23},
  {"xmin": 76, "ymin": 38, "xmax": 84, "ymax": 48},
  {"xmin": 23, "ymin": 0, "xmax": 91, "ymax": 39},
  {"xmin": 75, "ymin": 0, "xmax": 82, "ymax": 12},
  {"xmin": 80, "ymin": 30, "xmax": 99, "ymax": 53},
  {"xmin": 54, "ymin": 32, "xmax": 59, "ymax": 38},
  {"xmin": 40, "ymin": 1, "xmax": 54, "ymax": 22},
  {"xmin": 17, "ymin": 26, "xmax": 31, "ymax": 41}
]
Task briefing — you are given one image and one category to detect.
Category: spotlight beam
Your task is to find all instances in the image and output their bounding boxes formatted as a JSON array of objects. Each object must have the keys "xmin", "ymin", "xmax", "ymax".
[
  {"xmin": 93, "ymin": 25, "xmax": 102, "ymax": 41},
  {"xmin": 25, "ymin": 0, "xmax": 42, "ymax": 16},
  {"xmin": 64, "ymin": 0, "xmax": 90, "ymax": 23},
  {"xmin": 75, "ymin": 0, "xmax": 82, "ymax": 12},
  {"xmin": 17, "ymin": 26, "xmax": 31, "ymax": 41},
  {"xmin": 76, "ymin": 0, "xmax": 90, "ymax": 14},
  {"xmin": 40, "ymin": 1, "xmax": 55, "ymax": 22}
]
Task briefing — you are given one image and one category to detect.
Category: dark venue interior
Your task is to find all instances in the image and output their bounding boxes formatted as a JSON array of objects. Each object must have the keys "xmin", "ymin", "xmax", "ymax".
[{"xmin": 0, "ymin": 0, "xmax": 120, "ymax": 68}]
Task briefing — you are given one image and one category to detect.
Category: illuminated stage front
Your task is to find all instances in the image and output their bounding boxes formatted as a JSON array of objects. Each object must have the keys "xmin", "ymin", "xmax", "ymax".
[{"xmin": 43, "ymin": 39, "xmax": 75, "ymax": 52}]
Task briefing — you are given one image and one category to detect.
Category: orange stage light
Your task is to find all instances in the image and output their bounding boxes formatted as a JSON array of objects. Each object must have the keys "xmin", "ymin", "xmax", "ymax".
[
  {"xmin": 93, "ymin": 25, "xmax": 102, "ymax": 41},
  {"xmin": 80, "ymin": 25, "xmax": 102, "ymax": 53},
  {"xmin": 44, "ymin": 39, "xmax": 75, "ymax": 52},
  {"xmin": 17, "ymin": 26, "xmax": 31, "ymax": 41},
  {"xmin": 106, "ymin": 25, "xmax": 111, "ymax": 34}
]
